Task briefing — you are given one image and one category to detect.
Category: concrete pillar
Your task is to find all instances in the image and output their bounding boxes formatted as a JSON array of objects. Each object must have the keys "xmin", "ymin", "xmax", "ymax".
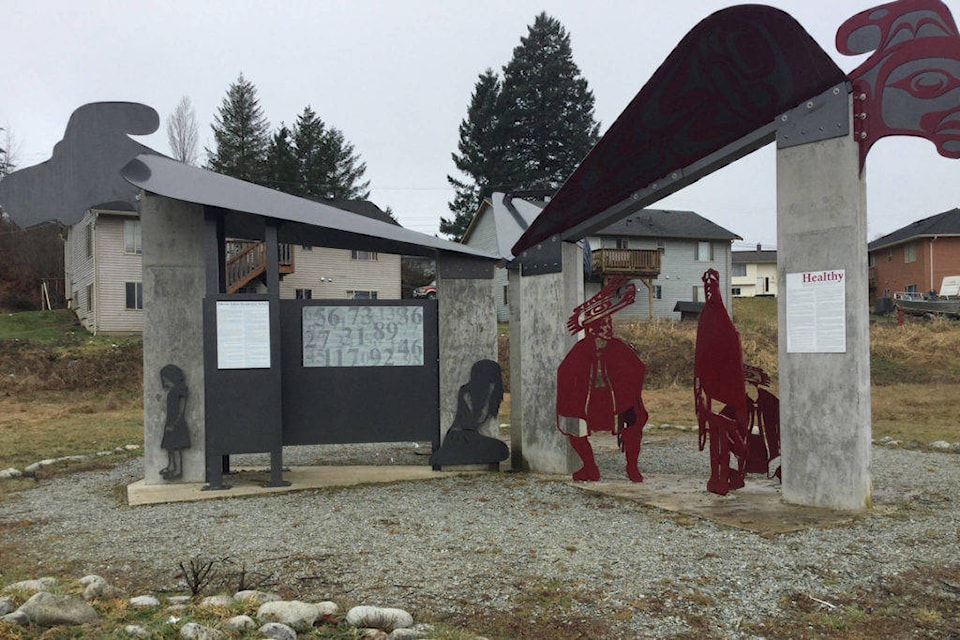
[
  {"xmin": 776, "ymin": 100, "xmax": 871, "ymax": 510},
  {"xmin": 141, "ymin": 195, "xmax": 207, "ymax": 484},
  {"xmin": 437, "ymin": 256, "xmax": 497, "ymax": 441},
  {"xmin": 511, "ymin": 241, "xmax": 583, "ymax": 475}
]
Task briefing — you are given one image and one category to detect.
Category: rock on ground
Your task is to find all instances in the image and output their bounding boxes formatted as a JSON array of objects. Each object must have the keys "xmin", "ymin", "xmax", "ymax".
[{"xmin": 11, "ymin": 592, "xmax": 99, "ymax": 626}]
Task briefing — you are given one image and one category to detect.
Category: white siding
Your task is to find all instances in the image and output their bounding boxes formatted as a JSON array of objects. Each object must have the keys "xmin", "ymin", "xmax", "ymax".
[
  {"xmin": 64, "ymin": 211, "xmax": 97, "ymax": 332},
  {"xmin": 279, "ymin": 246, "xmax": 401, "ymax": 300},
  {"xmin": 732, "ymin": 262, "xmax": 778, "ymax": 297},
  {"xmin": 585, "ymin": 236, "xmax": 734, "ymax": 320},
  {"xmin": 461, "ymin": 207, "xmax": 510, "ymax": 322},
  {"xmin": 95, "ymin": 215, "xmax": 143, "ymax": 333}
]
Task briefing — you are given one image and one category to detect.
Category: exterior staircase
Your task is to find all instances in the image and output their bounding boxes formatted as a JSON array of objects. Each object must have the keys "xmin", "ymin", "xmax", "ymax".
[{"xmin": 225, "ymin": 241, "xmax": 294, "ymax": 293}]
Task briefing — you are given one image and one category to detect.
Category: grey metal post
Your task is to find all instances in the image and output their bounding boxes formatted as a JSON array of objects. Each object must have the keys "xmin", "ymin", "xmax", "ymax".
[{"xmin": 776, "ymin": 95, "xmax": 872, "ymax": 510}]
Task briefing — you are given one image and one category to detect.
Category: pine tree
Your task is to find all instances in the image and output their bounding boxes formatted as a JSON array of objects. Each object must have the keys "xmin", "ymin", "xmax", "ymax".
[
  {"xmin": 206, "ymin": 73, "xmax": 271, "ymax": 183},
  {"xmin": 268, "ymin": 106, "xmax": 370, "ymax": 200},
  {"xmin": 443, "ymin": 14, "xmax": 599, "ymax": 241},
  {"xmin": 442, "ymin": 70, "xmax": 509, "ymax": 240},
  {"xmin": 499, "ymin": 12, "xmax": 599, "ymax": 190},
  {"xmin": 264, "ymin": 125, "xmax": 298, "ymax": 192}
]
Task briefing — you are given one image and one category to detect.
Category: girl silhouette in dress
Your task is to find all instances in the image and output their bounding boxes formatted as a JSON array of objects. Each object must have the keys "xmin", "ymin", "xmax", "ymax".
[{"xmin": 159, "ymin": 364, "xmax": 189, "ymax": 480}]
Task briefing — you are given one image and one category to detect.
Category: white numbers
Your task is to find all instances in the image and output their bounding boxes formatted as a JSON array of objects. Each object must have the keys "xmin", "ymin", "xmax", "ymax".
[{"xmin": 302, "ymin": 305, "xmax": 425, "ymax": 367}]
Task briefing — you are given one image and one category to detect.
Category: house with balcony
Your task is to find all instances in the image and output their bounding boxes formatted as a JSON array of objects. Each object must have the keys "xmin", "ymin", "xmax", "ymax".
[
  {"xmin": 461, "ymin": 193, "xmax": 740, "ymax": 321},
  {"xmin": 65, "ymin": 198, "xmax": 402, "ymax": 334},
  {"xmin": 867, "ymin": 207, "xmax": 960, "ymax": 308},
  {"xmin": 731, "ymin": 244, "xmax": 778, "ymax": 297}
]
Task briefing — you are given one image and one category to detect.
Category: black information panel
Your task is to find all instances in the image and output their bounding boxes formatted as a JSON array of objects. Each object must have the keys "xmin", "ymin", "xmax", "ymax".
[{"xmin": 280, "ymin": 299, "xmax": 439, "ymax": 446}]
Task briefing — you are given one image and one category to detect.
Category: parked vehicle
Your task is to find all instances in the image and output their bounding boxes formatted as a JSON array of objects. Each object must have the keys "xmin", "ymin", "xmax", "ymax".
[
  {"xmin": 414, "ymin": 281, "xmax": 437, "ymax": 299},
  {"xmin": 894, "ymin": 276, "xmax": 960, "ymax": 318}
]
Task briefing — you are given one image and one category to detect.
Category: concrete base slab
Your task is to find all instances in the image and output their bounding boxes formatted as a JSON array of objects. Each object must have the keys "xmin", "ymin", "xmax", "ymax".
[
  {"xmin": 127, "ymin": 465, "xmax": 481, "ymax": 506},
  {"xmin": 572, "ymin": 474, "xmax": 861, "ymax": 535}
]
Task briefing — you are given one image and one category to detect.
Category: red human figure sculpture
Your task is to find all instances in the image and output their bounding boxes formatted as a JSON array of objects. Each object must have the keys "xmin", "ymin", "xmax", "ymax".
[
  {"xmin": 694, "ymin": 269, "xmax": 749, "ymax": 495},
  {"xmin": 743, "ymin": 364, "xmax": 781, "ymax": 480},
  {"xmin": 557, "ymin": 278, "xmax": 649, "ymax": 482}
]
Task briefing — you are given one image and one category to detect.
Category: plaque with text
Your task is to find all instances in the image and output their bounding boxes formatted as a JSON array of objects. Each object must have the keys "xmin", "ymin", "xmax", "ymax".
[
  {"xmin": 302, "ymin": 305, "xmax": 424, "ymax": 367},
  {"xmin": 216, "ymin": 300, "xmax": 271, "ymax": 369},
  {"xmin": 786, "ymin": 270, "xmax": 846, "ymax": 353}
]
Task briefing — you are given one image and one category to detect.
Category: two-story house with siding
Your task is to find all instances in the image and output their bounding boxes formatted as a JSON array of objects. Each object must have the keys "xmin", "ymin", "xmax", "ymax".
[
  {"xmin": 65, "ymin": 201, "xmax": 144, "ymax": 334},
  {"xmin": 461, "ymin": 193, "xmax": 741, "ymax": 321},
  {"xmin": 66, "ymin": 198, "xmax": 402, "ymax": 334},
  {"xmin": 732, "ymin": 244, "xmax": 778, "ymax": 297},
  {"xmin": 867, "ymin": 207, "xmax": 960, "ymax": 308},
  {"xmin": 584, "ymin": 210, "xmax": 741, "ymax": 320}
]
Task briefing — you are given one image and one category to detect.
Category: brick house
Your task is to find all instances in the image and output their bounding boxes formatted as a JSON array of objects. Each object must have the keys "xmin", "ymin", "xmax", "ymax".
[{"xmin": 867, "ymin": 207, "xmax": 960, "ymax": 306}]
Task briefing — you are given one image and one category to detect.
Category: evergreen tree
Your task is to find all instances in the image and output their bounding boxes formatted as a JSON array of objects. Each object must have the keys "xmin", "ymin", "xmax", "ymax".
[
  {"xmin": 264, "ymin": 124, "xmax": 298, "ymax": 192},
  {"xmin": 442, "ymin": 70, "xmax": 509, "ymax": 240},
  {"xmin": 206, "ymin": 73, "xmax": 271, "ymax": 183},
  {"xmin": 443, "ymin": 14, "xmax": 599, "ymax": 241},
  {"xmin": 500, "ymin": 12, "xmax": 599, "ymax": 190},
  {"xmin": 266, "ymin": 106, "xmax": 370, "ymax": 200}
]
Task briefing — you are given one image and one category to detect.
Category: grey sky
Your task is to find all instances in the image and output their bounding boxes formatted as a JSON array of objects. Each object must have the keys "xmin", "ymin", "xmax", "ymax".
[{"xmin": 3, "ymin": 0, "xmax": 959, "ymax": 249}]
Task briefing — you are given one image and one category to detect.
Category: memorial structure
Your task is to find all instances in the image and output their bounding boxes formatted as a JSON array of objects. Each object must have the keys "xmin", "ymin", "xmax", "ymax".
[{"xmin": 508, "ymin": 0, "xmax": 960, "ymax": 511}]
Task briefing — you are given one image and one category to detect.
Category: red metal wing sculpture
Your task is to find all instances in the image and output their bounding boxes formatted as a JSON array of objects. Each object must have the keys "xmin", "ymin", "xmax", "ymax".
[
  {"xmin": 838, "ymin": 0, "xmax": 960, "ymax": 167},
  {"xmin": 557, "ymin": 278, "xmax": 648, "ymax": 482},
  {"xmin": 694, "ymin": 269, "xmax": 749, "ymax": 495}
]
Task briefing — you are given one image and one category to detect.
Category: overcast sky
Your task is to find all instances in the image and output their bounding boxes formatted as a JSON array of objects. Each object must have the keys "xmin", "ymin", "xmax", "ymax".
[{"xmin": 3, "ymin": 0, "xmax": 959, "ymax": 249}]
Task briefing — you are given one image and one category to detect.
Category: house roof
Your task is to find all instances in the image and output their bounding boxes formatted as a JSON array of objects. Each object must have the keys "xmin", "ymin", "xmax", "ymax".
[
  {"xmin": 594, "ymin": 209, "xmax": 741, "ymax": 241},
  {"xmin": 868, "ymin": 207, "xmax": 960, "ymax": 251},
  {"xmin": 122, "ymin": 154, "xmax": 497, "ymax": 261},
  {"xmin": 309, "ymin": 197, "xmax": 400, "ymax": 226},
  {"xmin": 461, "ymin": 192, "xmax": 545, "ymax": 259},
  {"xmin": 732, "ymin": 249, "xmax": 777, "ymax": 264}
]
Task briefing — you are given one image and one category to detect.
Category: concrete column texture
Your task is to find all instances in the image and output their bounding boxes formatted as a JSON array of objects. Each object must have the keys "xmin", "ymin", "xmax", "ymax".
[
  {"xmin": 141, "ymin": 195, "xmax": 208, "ymax": 484},
  {"xmin": 511, "ymin": 241, "xmax": 583, "ymax": 475},
  {"xmin": 776, "ymin": 98, "xmax": 872, "ymax": 511},
  {"xmin": 436, "ymin": 260, "xmax": 498, "ymax": 442}
]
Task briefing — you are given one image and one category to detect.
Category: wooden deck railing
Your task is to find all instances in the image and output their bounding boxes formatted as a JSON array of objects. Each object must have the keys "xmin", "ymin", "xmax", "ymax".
[
  {"xmin": 591, "ymin": 249, "xmax": 661, "ymax": 277},
  {"xmin": 226, "ymin": 241, "xmax": 266, "ymax": 293}
]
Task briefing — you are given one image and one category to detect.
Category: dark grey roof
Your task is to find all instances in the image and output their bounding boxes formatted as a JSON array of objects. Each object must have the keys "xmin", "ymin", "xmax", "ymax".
[
  {"xmin": 90, "ymin": 200, "xmax": 138, "ymax": 213},
  {"xmin": 0, "ymin": 102, "xmax": 159, "ymax": 228},
  {"xmin": 595, "ymin": 209, "xmax": 741, "ymax": 241},
  {"xmin": 308, "ymin": 197, "xmax": 400, "ymax": 226},
  {"xmin": 732, "ymin": 249, "xmax": 777, "ymax": 264},
  {"xmin": 122, "ymin": 154, "xmax": 497, "ymax": 260},
  {"xmin": 868, "ymin": 208, "xmax": 960, "ymax": 251}
]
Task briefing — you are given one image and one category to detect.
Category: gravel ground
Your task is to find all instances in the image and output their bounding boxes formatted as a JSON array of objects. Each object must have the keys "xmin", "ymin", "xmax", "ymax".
[{"xmin": 1, "ymin": 433, "xmax": 958, "ymax": 638}]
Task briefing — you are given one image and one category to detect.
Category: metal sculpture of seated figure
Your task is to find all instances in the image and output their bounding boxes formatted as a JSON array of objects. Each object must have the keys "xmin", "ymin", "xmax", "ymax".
[
  {"xmin": 159, "ymin": 364, "xmax": 189, "ymax": 480},
  {"xmin": 557, "ymin": 277, "xmax": 648, "ymax": 482},
  {"xmin": 430, "ymin": 359, "xmax": 509, "ymax": 468}
]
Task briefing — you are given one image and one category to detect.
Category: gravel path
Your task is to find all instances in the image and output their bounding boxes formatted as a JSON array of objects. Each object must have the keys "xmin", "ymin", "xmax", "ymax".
[{"xmin": 1, "ymin": 434, "xmax": 958, "ymax": 638}]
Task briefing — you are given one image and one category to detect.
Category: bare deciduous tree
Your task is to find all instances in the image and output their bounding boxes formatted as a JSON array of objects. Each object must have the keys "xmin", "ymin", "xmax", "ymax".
[
  {"xmin": 166, "ymin": 96, "xmax": 200, "ymax": 165},
  {"xmin": 0, "ymin": 124, "xmax": 20, "ymax": 178}
]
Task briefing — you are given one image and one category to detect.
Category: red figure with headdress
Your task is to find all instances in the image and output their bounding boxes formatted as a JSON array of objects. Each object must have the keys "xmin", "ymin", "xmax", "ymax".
[{"xmin": 557, "ymin": 277, "xmax": 648, "ymax": 482}]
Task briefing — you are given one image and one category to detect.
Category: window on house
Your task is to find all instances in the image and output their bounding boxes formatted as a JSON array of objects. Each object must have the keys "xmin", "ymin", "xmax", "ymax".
[
  {"xmin": 732, "ymin": 263, "xmax": 746, "ymax": 277},
  {"xmin": 732, "ymin": 287, "xmax": 742, "ymax": 296},
  {"xmin": 868, "ymin": 254, "xmax": 876, "ymax": 267},
  {"xmin": 86, "ymin": 283, "xmax": 93, "ymax": 311},
  {"xmin": 348, "ymin": 290, "xmax": 378, "ymax": 299},
  {"xmin": 887, "ymin": 248, "xmax": 893, "ymax": 262},
  {"xmin": 616, "ymin": 237, "xmax": 630, "ymax": 250},
  {"xmin": 657, "ymin": 239, "xmax": 665, "ymax": 254},
  {"xmin": 301, "ymin": 245, "xmax": 313, "ymax": 251},
  {"xmin": 125, "ymin": 282, "xmax": 143, "ymax": 310},
  {"xmin": 905, "ymin": 284, "xmax": 918, "ymax": 293},
  {"xmin": 654, "ymin": 285, "xmax": 662, "ymax": 300},
  {"xmin": 696, "ymin": 241, "xmax": 712, "ymax": 262},
  {"xmin": 351, "ymin": 250, "xmax": 377, "ymax": 261},
  {"xmin": 692, "ymin": 285, "xmax": 705, "ymax": 302},
  {"xmin": 295, "ymin": 288, "xmax": 312, "ymax": 299},
  {"xmin": 123, "ymin": 219, "xmax": 142, "ymax": 254},
  {"xmin": 503, "ymin": 284, "xmax": 509, "ymax": 306},
  {"xmin": 904, "ymin": 243, "xmax": 917, "ymax": 263},
  {"xmin": 85, "ymin": 223, "xmax": 93, "ymax": 258}
]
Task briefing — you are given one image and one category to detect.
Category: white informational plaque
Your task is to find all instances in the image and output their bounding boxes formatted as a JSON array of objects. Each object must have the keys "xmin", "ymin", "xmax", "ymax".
[
  {"xmin": 302, "ymin": 305, "xmax": 424, "ymax": 367},
  {"xmin": 786, "ymin": 270, "xmax": 846, "ymax": 353},
  {"xmin": 216, "ymin": 300, "xmax": 271, "ymax": 369}
]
